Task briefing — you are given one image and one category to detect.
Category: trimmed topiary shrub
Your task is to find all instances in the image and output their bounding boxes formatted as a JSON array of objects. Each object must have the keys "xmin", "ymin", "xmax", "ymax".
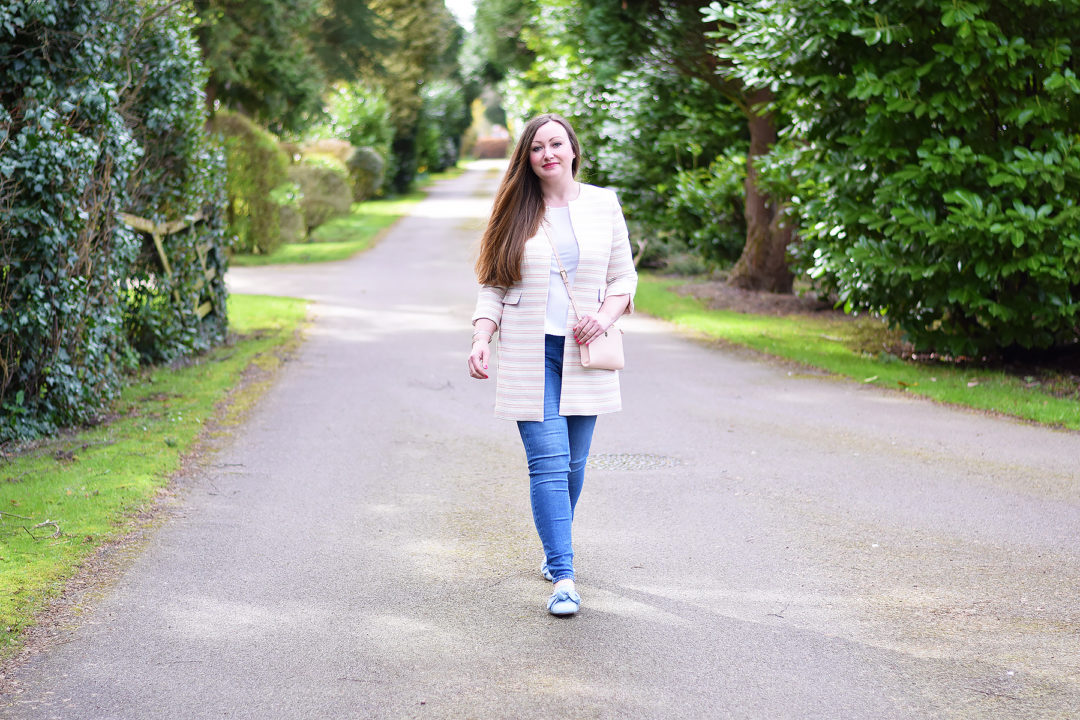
[
  {"xmin": 272, "ymin": 181, "xmax": 306, "ymax": 245},
  {"xmin": 209, "ymin": 109, "xmax": 289, "ymax": 255},
  {"xmin": 346, "ymin": 146, "xmax": 384, "ymax": 201},
  {"xmin": 299, "ymin": 139, "xmax": 384, "ymax": 202},
  {"xmin": 288, "ymin": 155, "xmax": 352, "ymax": 234},
  {"xmin": 303, "ymin": 138, "xmax": 354, "ymax": 165}
]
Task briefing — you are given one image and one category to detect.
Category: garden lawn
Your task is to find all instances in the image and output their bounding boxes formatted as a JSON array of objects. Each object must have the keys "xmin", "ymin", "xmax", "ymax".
[
  {"xmin": 0, "ymin": 293, "xmax": 307, "ymax": 659},
  {"xmin": 636, "ymin": 275, "xmax": 1080, "ymax": 431}
]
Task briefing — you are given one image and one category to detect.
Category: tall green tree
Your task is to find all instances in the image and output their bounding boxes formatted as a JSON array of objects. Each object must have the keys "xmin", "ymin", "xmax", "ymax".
[
  {"xmin": 311, "ymin": 0, "xmax": 385, "ymax": 83},
  {"xmin": 471, "ymin": 0, "xmax": 537, "ymax": 85},
  {"xmin": 193, "ymin": 0, "xmax": 387, "ymax": 134},
  {"xmin": 489, "ymin": 0, "xmax": 757, "ymax": 272},
  {"xmin": 193, "ymin": 0, "xmax": 326, "ymax": 133},
  {"xmin": 569, "ymin": 0, "xmax": 794, "ymax": 290},
  {"xmin": 708, "ymin": 0, "xmax": 1080, "ymax": 354},
  {"xmin": 575, "ymin": 0, "xmax": 772, "ymax": 277},
  {"xmin": 371, "ymin": 0, "xmax": 464, "ymax": 192}
]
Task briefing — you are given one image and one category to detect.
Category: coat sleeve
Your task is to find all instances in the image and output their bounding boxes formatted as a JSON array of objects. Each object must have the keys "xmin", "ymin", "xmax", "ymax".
[
  {"xmin": 605, "ymin": 190, "xmax": 638, "ymax": 315},
  {"xmin": 472, "ymin": 284, "xmax": 509, "ymax": 329}
]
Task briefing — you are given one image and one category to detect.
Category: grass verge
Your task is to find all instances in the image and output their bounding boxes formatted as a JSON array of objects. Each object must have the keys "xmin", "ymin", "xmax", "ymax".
[
  {"xmin": 231, "ymin": 167, "xmax": 464, "ymax": 267},
  {"xmin": 636, "ymin": 274, "xmax": 1080, "ymax": 431},
  {"xmin": 0, "ymin": 293, "xmax": 307, "ymax": 659}
]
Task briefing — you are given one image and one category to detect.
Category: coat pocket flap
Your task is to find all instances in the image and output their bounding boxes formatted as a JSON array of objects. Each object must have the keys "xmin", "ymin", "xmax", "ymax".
[{"xmin": 502, "ymin": 287, "xmax": 523, "ymax": 305}]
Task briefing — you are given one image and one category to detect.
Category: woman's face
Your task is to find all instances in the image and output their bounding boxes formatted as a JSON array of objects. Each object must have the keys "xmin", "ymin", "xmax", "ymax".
[{"xmin": 528, "ymin": 121, "xmax": 575, "ymax": 184}]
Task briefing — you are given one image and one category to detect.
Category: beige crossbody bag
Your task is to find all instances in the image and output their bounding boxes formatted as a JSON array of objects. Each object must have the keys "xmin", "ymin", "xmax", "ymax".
[{"xmin": 541, "ymin": 223, "xmax": 625, "ymax": 370}]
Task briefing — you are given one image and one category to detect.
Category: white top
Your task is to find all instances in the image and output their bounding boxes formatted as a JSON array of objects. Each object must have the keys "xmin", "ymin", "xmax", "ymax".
[{"xmin": 544, "ymin": 206, "xmax": 579, "ymax": 335}]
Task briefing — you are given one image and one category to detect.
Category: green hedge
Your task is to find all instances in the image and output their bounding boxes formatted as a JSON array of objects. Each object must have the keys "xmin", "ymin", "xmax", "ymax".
[
  {"xmin": 0, "ymin": 0, "xmax": 230, "ymax": 443},
  {"xmin": 288, "ymin": 156, "xmax": 352, "ymax": 234},
  {"xmin": 346, "ymin": 146, "xmax": 384, "ymax": 201},
  {"xmin": 209, "ymin": 109, "xmax": 290, "ymax": 255}
]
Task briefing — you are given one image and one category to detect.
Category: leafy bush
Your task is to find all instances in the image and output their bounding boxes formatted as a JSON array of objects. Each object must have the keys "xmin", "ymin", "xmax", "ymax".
[
  {"xmin": 315, "ymin": 83, "xmax": 393, "ymax": 160},
  {"xmin": 272, "ymin": 181, "xmax": 306, "ymax": 244},
  {"xmin": 288, "ymin": 157, "xmax": 352, "ymax": 233},
  {"xmin": 209, "ymin": 109, "xmax": 289, "ymax": 255},
  {"xmin": 715, "ymin": 0, "xmax": 1080, "ymax": 355},
  {"xmin": 669, "ymin": 150, "xmax": 748, "ymax": 266},
  {"xmin": 0, "ymin": 0, "xmax": 230, "ymax": 442},
  {"xmin": 302, "ymin": 137, "xmax": 354, "ymax": 165},
  {"xmin": 346, "ymin": 146, "xmax": 385, "ymax": 201}
]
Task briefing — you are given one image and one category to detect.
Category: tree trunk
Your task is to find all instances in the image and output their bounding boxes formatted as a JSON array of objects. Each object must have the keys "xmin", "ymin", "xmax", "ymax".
[
  {"xmin": 728, "ymin": 88, "xmax": 794, "ymax": 294},
  {"xmin": 204, "ymin": 81, "xmax": 216, "ymax": 120}
]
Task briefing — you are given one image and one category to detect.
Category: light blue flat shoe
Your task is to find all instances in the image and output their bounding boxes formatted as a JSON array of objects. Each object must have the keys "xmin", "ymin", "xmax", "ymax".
[
  {"xmin": 547, "ymin": 589, "xmax": 581, "ymax": 616},
  {"xmin": 540, "ymin": 562, "xmax": 554, "ymax": 582}
]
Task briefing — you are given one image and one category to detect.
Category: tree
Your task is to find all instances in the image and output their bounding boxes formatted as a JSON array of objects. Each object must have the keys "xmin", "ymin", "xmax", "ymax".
[
  {"xmin": 371, "ymin": 0, "xmax": 463, "ymax": 192},
  {"xmin": 311, "ymin": 0, "xmax": 385, "ymax": 84},
  {"xmin": 193, "ymin": 0, "xmax": 389, "ymax": 134},
  {"xmin": 709, "ymin": 0, "xmax": 1080, "ymax": 354},
  {"xmin": 471, "ymin": 0, "xmax": 538, "ymax": 85},
  {"xmin": 193, "ymin": 0, "xmax": 326, "ymax": 133},
  {"xmin": 620, "ymin": 0, "xmax": 794, "ymax": 291},
  {"xmin": 486, "ymin": 0, "xmax": 792, "ymax": 287},
  {"xmin": 719, "ymin": 83, "xmax": 793, "ymax": 293}
]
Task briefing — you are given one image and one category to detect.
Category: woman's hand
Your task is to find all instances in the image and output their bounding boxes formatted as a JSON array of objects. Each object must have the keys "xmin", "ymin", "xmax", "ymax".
[
  {"xmin": 573, "ymin": 294, "xmax": 630, "ymax": 345},
  {"xmin": 468, "ymin": 339, "xmax": 490, "ymax": 379},
  {"xmin": 468, "ymin": 322, "xmax": 495, "ymax": 379},
  {"xmin": 572, "ymin": 313, "xmax": 611, "ymax": 346}
]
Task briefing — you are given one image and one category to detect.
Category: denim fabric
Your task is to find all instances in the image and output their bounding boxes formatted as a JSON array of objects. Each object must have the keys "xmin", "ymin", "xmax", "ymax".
[{"xmin": 517, "ymin": 334, "xmax": 597, "ymax": 583}]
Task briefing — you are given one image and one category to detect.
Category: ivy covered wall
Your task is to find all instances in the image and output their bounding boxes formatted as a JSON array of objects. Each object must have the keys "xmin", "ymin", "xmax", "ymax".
[{"xmin": 0, "ymin": 0, "xmax": 230, "ymax": 442}]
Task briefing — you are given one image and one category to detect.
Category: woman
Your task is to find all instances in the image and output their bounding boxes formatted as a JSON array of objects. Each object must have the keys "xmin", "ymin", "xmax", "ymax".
[{"xmin": 467, "ymin": 113, "xmax": 637, "ymax": 616}]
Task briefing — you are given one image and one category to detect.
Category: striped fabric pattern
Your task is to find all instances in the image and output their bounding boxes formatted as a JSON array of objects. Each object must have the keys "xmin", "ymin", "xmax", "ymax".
[{"xmin": 472, "ymin": 184, "xmax": 638, "ymax": 421}]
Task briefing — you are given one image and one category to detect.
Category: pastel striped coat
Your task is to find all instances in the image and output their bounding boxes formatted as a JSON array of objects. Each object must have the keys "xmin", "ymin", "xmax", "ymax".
[{"xmin": 472, "ymin": 183, "xmax": 638, "ymax": 421}]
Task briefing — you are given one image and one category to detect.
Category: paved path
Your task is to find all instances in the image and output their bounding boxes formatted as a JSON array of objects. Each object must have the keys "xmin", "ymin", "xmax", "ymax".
[{"xmin": 3, "ymin": 163, "xmax": 1079, "ymax": 719}]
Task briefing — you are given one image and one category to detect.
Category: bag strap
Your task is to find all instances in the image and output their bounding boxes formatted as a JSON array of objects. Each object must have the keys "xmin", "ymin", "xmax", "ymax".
[{"xmin": 539, "ymin": 221, "xmax": 585, "ymax": 322}]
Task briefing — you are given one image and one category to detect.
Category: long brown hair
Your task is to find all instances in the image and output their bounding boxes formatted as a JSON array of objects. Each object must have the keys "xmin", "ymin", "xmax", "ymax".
[{"xmin": 475, "ymin": 113, "xmax": 582, "ymax": 287}]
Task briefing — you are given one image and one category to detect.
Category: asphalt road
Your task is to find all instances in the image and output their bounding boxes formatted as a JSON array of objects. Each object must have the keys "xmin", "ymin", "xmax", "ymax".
[{"xmin": 3, "ymin": 162, "xmax": 1079, "ymax": 719}]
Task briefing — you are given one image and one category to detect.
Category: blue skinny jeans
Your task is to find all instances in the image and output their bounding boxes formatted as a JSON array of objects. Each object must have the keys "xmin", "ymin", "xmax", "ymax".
[{"xmin": 516, "ymin": 334, "xmax": 597, "ymax": 584}]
